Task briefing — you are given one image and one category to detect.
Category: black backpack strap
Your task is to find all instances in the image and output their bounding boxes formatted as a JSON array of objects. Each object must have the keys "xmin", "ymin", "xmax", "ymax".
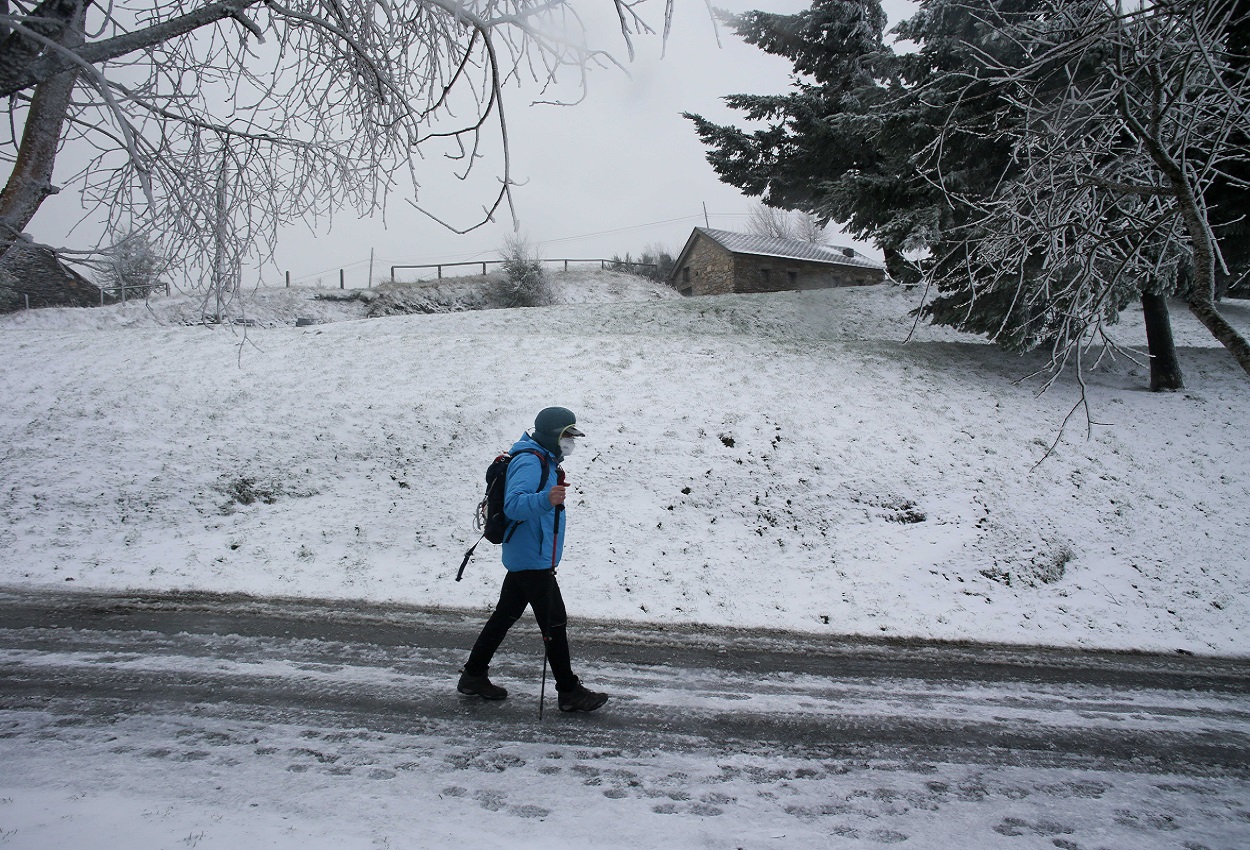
[{"xmin": 510, "ymin": 449, "xmax": 551, "ymax": 492}]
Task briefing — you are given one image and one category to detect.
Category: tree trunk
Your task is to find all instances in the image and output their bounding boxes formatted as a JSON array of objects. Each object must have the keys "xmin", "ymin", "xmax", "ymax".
[
  {"xmin": 1175, "ymin": 190, "xmax": 1250, "ymax": 377},
  {"xmin": 0, "ymin": 1, "xmax": 260, "ymax": 99},
  {"xmin": 0, "ymin": 3, "xmax": 83, "ymax": 261},
  {"xmin": 1122, "ymin": 54, "xmax": 1250, "ymax": 381},
  {"xmin": 1176, "ymin": 189, "xmax": 1250, "ymax": 378},
  {"xmin": 1141, "ymin": 292, "xmax": 1184, "ymax": 391},
  {"xmin": 1186, "ymin": 297, "xmax": 1250, "ymax": 377},
  {"xmin": 0, "ymin": 0, "xmax": 86, "ymax": 95},
  {"xmin": 1163, "ymin": 162, "xmax": 1250, "ymax": 377}
]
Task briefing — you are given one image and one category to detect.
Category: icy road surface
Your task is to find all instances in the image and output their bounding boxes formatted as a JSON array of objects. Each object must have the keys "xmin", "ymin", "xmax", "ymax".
[{"xmin": 1, "ymin": 588, "xmax": 1248, "ymax": 849}]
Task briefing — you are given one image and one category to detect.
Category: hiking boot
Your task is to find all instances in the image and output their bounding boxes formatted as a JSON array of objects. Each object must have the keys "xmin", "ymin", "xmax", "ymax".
[
  {"xmin": 457, "ymin": 671, "xmax": 507, "ymax": 700},
  {"xmin": 558, "ymin": 681, "xmax": 608, "ymax": 713}
]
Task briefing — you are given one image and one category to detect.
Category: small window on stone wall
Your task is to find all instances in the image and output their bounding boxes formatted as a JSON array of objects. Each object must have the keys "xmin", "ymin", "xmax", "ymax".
[
  {"xmin": 787, "ymin": 271, "xmax": 797, "ymax": 286},
  {"xmin": 758, "ymin": 268, "xmax": 771, "ymax": 284}
]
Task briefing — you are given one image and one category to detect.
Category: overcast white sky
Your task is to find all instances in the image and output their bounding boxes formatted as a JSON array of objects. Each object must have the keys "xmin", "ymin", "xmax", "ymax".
[
  {"xmin": 268, "ymin": 0, "xmax": 920, "ymax": 287},
  {"xmin": 26, "ymin": 1, "xmax": 918, "ymax": 288}
]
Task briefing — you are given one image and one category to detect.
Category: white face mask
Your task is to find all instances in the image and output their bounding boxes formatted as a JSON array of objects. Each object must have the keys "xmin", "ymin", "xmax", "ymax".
[{"xmin": 559, "ymin": 436, "xmax": 576, "ymax": 457}]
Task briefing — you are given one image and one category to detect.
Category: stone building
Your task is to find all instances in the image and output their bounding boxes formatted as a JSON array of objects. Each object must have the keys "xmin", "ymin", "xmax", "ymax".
[
  {"xmin": 669, "ymin": 227, "xmax": 885, "ymax": 297},
  {"xmin": 0, "ymin": 242, "xmax": 103, "ymax": 313}
]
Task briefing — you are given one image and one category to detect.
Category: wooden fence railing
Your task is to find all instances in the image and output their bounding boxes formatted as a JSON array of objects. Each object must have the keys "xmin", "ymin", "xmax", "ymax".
[
  {"xmin": 387, "ymin": 258, "xmax": 658, "ymax": 283},
  {"xmin": 100, "ymin": 282, "xmax": 171, "ymax": 305}
]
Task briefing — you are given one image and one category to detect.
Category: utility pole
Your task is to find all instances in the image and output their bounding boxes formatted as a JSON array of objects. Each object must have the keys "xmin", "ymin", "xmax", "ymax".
[
  {"xmin": 703, "ymin": 203, "xmax": 710, "ymax": 228},
  {"xmin": 213, "ymin": 149, "xmax": 229, "ymax": 323}
]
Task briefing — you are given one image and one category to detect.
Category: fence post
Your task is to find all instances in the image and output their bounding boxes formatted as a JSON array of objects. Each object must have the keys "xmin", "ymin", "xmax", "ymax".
[
  {"xmin": 340, "ymin": 269, "xmax": 345, "ymax": 289},
  {"xmin": 481, "ymin": 262, "xmax": 487, "ymax": 275},
  {"xmin": 286, "ymin": 270, "xmax": 290, "ymax": 288}
]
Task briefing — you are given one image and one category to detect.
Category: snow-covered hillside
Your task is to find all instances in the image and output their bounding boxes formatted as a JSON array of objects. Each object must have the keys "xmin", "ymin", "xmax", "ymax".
[{"xmin": 1, "ymin": 274, "xmax": 1247, "ymax": 655}]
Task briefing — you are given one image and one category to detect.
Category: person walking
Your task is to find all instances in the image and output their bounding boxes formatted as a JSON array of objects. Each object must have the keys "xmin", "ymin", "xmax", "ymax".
[{"xmin": 457, "ymin": 406, "xmax": 609, "ymax": 713}]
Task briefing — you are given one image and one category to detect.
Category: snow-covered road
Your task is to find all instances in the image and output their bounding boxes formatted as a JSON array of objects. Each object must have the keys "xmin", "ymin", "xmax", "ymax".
[{"xmin": 2, "ymin": 589, "xmax": 1248, "ymax": 848}]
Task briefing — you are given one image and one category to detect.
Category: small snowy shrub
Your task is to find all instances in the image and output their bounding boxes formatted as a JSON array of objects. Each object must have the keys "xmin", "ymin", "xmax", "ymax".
[
  {"xmin": 223, "ymin": 476, "xmax": 283, "ymax": 508},
  {"xmin": 979, "ymin": 544, "xmax": 1073, "ymax": 588},
  {"xmin": 493, "ymin": 234, "xmax": 550, "ymax": 307}
]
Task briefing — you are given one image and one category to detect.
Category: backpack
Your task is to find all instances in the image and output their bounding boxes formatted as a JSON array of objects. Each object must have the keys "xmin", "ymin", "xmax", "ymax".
[
  {"xmin": 456, "ymin": 449, "xmax": 550, "ymax": 581},
  {"xmin": 481, "ymin": 449, "xmax": 550, "ymax": 544}
]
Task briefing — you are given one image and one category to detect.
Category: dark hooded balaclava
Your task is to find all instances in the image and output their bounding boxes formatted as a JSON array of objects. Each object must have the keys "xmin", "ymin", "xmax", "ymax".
[{"xmin": 532, "ymin": 407, "xmax": 583, "ymax": 457}]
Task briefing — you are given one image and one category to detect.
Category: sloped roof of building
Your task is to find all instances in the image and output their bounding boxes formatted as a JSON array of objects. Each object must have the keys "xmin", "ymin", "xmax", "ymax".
[{"xmin": 689, "ymin": 227, "xmax": 884, "ymax": 270}]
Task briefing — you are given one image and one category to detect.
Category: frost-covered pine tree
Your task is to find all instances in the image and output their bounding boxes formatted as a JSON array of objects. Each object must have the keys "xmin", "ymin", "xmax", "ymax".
[{"xmin": 689, "ymin": 0, "xmax": 1250, "ymax": 390}]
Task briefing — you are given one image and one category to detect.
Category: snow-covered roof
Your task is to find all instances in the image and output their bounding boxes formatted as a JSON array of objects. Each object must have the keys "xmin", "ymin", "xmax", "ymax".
[{"xmin": 694, "ymin": 227, "xmax": 884, "ymax": 270}]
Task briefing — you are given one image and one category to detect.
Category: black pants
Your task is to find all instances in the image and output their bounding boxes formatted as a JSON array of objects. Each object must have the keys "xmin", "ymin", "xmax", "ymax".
[{"xmin": 464, "ymin": 569, "xmax": 578, "ymax": 692}]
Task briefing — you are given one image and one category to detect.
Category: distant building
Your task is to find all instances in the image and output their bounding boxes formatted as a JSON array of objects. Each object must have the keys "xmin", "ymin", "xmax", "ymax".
[{"xmin": 669, "ymin": 227, "xmax": 885, "ymax": 297}]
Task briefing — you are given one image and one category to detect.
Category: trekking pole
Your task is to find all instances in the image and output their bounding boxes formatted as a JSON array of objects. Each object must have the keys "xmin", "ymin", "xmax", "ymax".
[
  {"xmin": 455, "ymin": 534, "xmax": 482, "ymax": 582},
  {"xmin": 538, "ymin": 473, "xmax": 566, "ymax": 720}
]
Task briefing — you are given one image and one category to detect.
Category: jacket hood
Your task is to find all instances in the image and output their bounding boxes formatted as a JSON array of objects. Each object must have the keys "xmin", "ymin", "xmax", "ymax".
[{"xmin": 512, "ymin": 431, "xmax": 559, "ymax": 462}]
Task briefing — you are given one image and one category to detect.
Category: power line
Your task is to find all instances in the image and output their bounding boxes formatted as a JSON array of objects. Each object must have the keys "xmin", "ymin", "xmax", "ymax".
[
  {"xmin": 534, "ymin": 215, "xmax": 704, "ymax": 246},
  {"xmin": 534, "ymin": 212, "xmax": 750, "ymax": 247}
]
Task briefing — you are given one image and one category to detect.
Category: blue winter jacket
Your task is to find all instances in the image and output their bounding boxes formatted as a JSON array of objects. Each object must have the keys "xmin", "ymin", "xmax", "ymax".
[{"xmin": 501, "ymin": 433, "xmax": 565, "ymax": 571}]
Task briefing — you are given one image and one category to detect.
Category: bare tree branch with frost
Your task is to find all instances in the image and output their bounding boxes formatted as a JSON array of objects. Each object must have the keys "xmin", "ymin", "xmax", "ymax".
[
  {"xmin": 919, "ymin": 0, "xmax": 1250, "ymax": 383},
  {"xmin": 0, "ymin": 0, "xmax": 668, "ymax": 309},
  {"xmin": 746, "ymin": 203, "xmax": 826, "ymax": 244}
]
